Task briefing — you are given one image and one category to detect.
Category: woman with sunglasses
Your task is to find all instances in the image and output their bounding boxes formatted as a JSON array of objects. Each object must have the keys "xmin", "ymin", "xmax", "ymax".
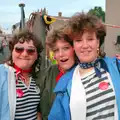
[
  {"xmin": 48, "ymin": 13, "xmax": 120, "ymax": 120},
  {"xmin": 0, "ymin": 30, "xmax": 43, "ymax": 120}
]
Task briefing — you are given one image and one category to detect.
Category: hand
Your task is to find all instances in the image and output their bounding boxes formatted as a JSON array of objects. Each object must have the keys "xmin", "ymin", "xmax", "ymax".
[
  {"xmin": 116, "ymin": 54, "xmax": 120, "ymax": 60},
  {"xmin": 37, "ymin": 112, "xmax": 42, "ymax": 120}
]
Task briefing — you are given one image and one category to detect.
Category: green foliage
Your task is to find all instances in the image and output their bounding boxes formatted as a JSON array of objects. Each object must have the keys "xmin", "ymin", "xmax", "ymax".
[{"xmin": 88, "ymin": 6, "xmax": 105, "ymax": 22}]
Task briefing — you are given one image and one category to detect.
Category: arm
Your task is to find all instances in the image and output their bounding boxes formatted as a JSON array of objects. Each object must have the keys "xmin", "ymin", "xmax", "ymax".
[
  {"xmin": 48, "ymin": 94, "xmax": 67, "ymax": 120},
  {"xmin": 0, "ymin": 66, "xmax": 10, "ymax": 120},
  {"xmin": 37, "ymin": 112, "xmax": 42, "ymax": 120},
  {"xmin": 116, "ymin": 54, "xmax": 120, "ymax": 60},
  {"xmin": 36, "ymin": 68, "xmax": 49, "ymax": 120},
  {"xmin": 36, "ymin": 65, "xmax": 59, "ymax": 120}
]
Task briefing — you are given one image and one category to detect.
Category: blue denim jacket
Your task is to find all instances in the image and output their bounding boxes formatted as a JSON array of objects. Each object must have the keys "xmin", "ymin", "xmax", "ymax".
[
  {"xmin": 0, "ymin": 64, "xmax": 10, "ymax": 120},
  {"xmin": 48, "ymin": 57, "xmax": 120, "ymax": 120}
]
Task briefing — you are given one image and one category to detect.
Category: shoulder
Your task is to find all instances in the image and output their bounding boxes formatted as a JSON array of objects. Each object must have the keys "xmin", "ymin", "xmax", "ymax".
[
  {"xmin": 37, "ymin": 64, "xmax": 59, "ymax": 76},
  {"xmin": 36, "ymin": 64, "xmax": 59, "ymax": 89},
  {"xmin": 60, "ymin": 65, "xmax": 76, "ymax": 81},
  {"xmin": 0, "ymin": 63, "xmax": 5, "ymax": 68},
  {"xmin": 0, "ymin": 64, "xmax": 8, "ymax": 73},
  {"xmin": 103, "ymin": 56, "xmax": 116, "ymax": 63},
  {"xmin": 47, "ymin": 64, "xmax": 59, "ymax": 74},
  {"xmin": 99, "ymin": 56, "xmax": 116, "ymax": 68},
  {"xmin": 101, "ymin": 56, "xmax": 120, "ymax": 73}
]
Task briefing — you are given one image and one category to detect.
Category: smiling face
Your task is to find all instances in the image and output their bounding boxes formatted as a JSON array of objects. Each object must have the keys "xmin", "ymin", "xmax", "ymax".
[
  {"xmin": 73, "ymin": 31, "xmax": 99, "ymax": 63},
  {"xmin": 53, "ymin": 39, "xmax": 75, "ymax": 72},
  {"xmin": 12, "ymin": 40, "xmax": 38, "ymax": 70}
]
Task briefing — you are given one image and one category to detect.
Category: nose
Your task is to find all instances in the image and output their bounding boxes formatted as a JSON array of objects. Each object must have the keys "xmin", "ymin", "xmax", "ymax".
[
  {"xmin": 21, "ymin": 50, "xmax": 28, "ymax": 56},
  {"xmin": 59, "ymin": 49, "xmax": 64, "ymax": 57},
  {"xmin": 82, "ymin": 40, "xmax": 89, "ymax": 48}
]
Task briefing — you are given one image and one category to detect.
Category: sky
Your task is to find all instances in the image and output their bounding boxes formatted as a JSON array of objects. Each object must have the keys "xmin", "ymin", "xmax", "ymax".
[{"xmin": 0, "ymin": 0, "xmax": 105, "ymax": 33}]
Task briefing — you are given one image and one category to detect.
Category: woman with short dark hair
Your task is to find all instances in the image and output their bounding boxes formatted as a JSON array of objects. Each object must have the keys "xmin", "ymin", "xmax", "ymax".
[{"xmin": 0, "ymin": 30, "xmax": 43, "ymax": 120}]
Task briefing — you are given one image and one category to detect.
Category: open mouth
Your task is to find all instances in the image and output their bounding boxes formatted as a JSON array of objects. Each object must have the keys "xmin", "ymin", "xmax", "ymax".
[{"xmin": 60, "ymin": 58, "xmax": 68, "ymax": 62}]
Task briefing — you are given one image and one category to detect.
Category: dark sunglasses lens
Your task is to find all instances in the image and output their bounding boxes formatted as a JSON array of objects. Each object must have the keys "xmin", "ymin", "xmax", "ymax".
[
  {"xmin": 15, "ymin": 47, "xmax": 24, "ymax": 53},
  {"xmin": 27, "ymin": 49, "xmax": 36, "ymax": 54}
]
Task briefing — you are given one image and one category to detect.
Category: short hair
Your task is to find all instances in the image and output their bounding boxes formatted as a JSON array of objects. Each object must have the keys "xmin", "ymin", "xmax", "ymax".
[
  {"xmin": 67, "ymin": 12, "xmax": 106, "ymax": 42},
  {"xmin": 66, "ymin": 12, "xmax": 106, "ymax": 57},
  {"xmin": 46, "ymin": 26, "xmax": 73, "ymax": 50},
  {"xmin": 9, "ymin": 30, "xmax": 43, "ymax": 78}
]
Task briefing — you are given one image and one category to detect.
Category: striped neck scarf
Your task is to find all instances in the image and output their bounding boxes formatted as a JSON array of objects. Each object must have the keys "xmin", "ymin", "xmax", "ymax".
[{"xmin": 79, "ymin": 59, "xmax": 101, "ymax": 78}]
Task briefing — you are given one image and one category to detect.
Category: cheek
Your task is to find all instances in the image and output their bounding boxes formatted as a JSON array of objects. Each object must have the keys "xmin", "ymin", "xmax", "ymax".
[
  {"xmin": 12, "ymin": 50, "xmax": 17, "ymax": 62},
  {"xmin": 74, "ymin": 47, "xmax": 80, "ymax": 55},
  {"xmin": 69, "ymin": 50, "xmax": 74, "ymax": 57},
  {"xmin": 74, "ymin": 44, "xmax": 80, "ymax": 51},
  {"xmin": 73, "ymin": 42, "xmax": 79, "ymax": 49}
]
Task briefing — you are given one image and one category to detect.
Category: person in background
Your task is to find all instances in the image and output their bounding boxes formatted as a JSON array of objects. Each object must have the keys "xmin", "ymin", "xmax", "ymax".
[
  {"xmin": 0, "ymin": 36, "xmax": 10, "ymax": 63},
  {"xmin": 0, "ymin": 30, "xmax": 43, "ymax": 120},
  {"xmin": 48, "ymin": 12, "xmax": 120, "ymax": 120},
  {"xmin": 36, "ymin": 26, "xmax": 76, "ymax": 120}
]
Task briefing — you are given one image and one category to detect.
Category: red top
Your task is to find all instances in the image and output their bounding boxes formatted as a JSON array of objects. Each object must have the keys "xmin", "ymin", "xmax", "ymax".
[{"xmin": 56, "ymin": 66, "xmax": 65, "ymax": 83}]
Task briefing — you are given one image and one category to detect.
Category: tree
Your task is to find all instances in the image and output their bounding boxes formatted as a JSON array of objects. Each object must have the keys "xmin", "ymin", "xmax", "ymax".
[{"xmin": 88, "ymin": 6, "xmax": 105, "ymax": 22}]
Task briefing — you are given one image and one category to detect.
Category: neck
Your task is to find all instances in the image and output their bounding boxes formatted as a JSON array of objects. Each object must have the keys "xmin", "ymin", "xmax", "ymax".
[
  {"xmin": 22, "ymin": 72, "xmax": 29, "ymax": 79},
  {"xmin": 14, "ymin": 64, "xmax": 32, "ymax": 83},
  {"xmin": 14, "ymin": 64, "xmax": 32, "ymax": 73},
  {"xmin": 79, "ymin": 67, "xmax": 94, "ymax": 76}
]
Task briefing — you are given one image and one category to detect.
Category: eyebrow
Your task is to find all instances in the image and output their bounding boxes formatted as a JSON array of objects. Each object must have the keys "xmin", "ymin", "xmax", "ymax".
[
  {"xmin": 14, "ymin": 45, "xmax": 36, "ymax": 48},
  {"xmin": 87, "ymin": 35, "xmax": 93, "ymax": 37},
  {"xmin": 27, "ymin": 46, "xmax": 36, "ymax": 48}
]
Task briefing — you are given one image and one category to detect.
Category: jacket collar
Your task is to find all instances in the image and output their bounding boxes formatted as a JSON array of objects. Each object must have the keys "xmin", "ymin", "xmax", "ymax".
[{"xmin": 54, "ymin": 65, "xmax": 76, "ymax": 93}]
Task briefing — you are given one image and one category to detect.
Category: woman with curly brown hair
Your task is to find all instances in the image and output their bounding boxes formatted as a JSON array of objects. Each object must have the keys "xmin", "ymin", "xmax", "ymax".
[
  {"xmin": 48, "ymin": 13, "xmax": 120, "ymax": 120},
  {"xmin": 0, "ymin": 30, "xmax": 43, "ymax": 120}
]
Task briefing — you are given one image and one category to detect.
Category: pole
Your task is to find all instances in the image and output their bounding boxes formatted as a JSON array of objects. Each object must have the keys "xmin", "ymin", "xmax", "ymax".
[{"xmin": 19, "ymin": 3, "xmax": 25, "ymax": 30}]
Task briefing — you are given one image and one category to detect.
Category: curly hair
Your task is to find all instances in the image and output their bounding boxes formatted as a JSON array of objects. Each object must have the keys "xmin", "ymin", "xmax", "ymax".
[
  {"xmin": 65, "ymin": 12, "xmax": 106, "ymax": 57},
  {"xmin": 45, "ymin": 26, "xmax": 80, "ymax": 62},
  {"xmin": 9, "ymin": 30, "xmax": 43, "ymax": 78},
  {"xmin": 46, "ymin": 26, "xmax": 73, "ymax": 50}
]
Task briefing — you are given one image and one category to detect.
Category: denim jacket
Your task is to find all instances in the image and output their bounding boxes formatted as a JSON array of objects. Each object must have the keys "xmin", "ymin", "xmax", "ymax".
[
  {"xmin": 48, "ymin": 57, "xmax": 120, "ymax": 120},
  {"xmin": 0, "ymin": 64, "xmax": 10, "ymax": 120}
]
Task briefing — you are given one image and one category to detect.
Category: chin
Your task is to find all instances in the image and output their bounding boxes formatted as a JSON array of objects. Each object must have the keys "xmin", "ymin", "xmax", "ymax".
[
  {"xmin": 80, "ymin": 59, "xmax": 93, "ymax": 63},
  {"xmin": 63, "ymin": 66, "xmax": 70, "ymax": 71},
  {"xmin": 19, "ymin": 65, "xmax": 30, "ymax": 70}
]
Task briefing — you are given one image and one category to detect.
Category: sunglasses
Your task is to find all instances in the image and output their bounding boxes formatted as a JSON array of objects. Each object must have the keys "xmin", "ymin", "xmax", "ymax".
[{"xmin": 14, "ymin": 47, "xmax": 36, "ymax": 55}]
